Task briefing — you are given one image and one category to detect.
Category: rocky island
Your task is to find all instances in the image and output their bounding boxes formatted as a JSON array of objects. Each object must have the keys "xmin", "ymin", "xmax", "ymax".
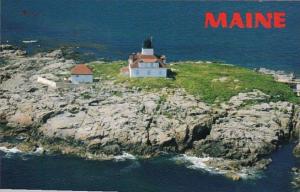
[{"xmin": 1, "ymin": 44, "xmax": 300, "ymax": 183}]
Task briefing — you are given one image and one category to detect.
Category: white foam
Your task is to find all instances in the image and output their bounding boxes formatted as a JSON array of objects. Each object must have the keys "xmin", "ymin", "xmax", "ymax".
[
  {"xmin": 0, "ymin": 146, "xmax": 22, "ymax": 153},
  {"xmin": 114, "ymin": 152, "xmax": 136, "ymax": 162},
  {"xmin": 0, "ymin": 146, "xmax": 45, "ymax": 155},
  {"xmin": 33, "ymin": 147, "xmax": 44, "ymax": 154},
  {"xmin": 173, "ymin": 154, "xmax": 226, "ymax": 174},
  {"xmin": 172, "ymin": 154, "xmax": 259, "ymax": 179}
]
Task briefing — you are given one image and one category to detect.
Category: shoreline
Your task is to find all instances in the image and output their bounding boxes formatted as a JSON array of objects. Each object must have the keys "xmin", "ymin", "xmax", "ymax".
[
  {"xmin": 2, "ymin": 42, "xmax": 300, "ymax": 76},
  {"xmin": 0, "ymin": 44, "xmax": 300, "ymax": 182},
  {"xmin": 0, "ymin": 144, "xmax": 264, "ymax": 180}
]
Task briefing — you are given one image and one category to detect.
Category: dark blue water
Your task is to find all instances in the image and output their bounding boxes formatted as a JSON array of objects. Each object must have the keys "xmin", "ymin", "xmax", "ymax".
[
  {"xmin": 2, "ymin": 0, "xmax": 300, "ymax": 75},
  {"xmin": 0, "ymin": 144, "xmax": 299, "ymax": 192}
]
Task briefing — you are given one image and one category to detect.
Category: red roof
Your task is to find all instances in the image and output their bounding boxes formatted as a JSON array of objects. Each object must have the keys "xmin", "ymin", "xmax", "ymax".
[
  {"xmin": 140, "ymin": 55, "xmax": 159, "ymax": 63},
  {"xmin": 129, "ymin": 53, "xmax": 166, "ymax": 68},
  {"xmin": 71, "ymin": 64, "xmax": 93, "ymax": 75}
]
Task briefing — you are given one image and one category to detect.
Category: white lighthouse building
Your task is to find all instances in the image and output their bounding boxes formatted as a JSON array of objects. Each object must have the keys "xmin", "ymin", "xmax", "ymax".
[{"xmin": 121, "ymin": 37, "xmax": 168, "ymax": 78}]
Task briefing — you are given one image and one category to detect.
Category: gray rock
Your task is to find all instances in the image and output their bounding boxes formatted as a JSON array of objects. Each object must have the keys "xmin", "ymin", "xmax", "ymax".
[
  {"xmin": 193, "ymin": 96, "xmax": 295, "ymax": 172},
  {"xmin": 1, "ymin": 45, "xmax": 299, "ymax": 177}
]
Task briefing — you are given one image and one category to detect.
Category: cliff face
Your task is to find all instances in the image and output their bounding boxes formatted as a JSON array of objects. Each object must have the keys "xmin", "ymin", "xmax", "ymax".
[{"xmin": 0, "ymin": 45, "xmax": 299, "ymax": 178}]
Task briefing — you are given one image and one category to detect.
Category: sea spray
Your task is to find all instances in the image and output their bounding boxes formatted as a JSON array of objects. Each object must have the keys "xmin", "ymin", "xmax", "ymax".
[
  {"xmin": 114, "ymin": 152, "xmax": 136, "ymax": 162},
  {"xmin": 0, "ymin": 146, "xmax": 44, "ymax": 155},
  {"xmin": 172, "ymin": 154, "xmax": 260, "ymax": 179},
  {"xmin": 172, "ymin": 154, "xmax": 225, "ymax": 174},
  {"xmin": 0, "ymin": 146, "xmax": 22, "ymax": 153},
  {"xmin": 33, "ymin": 146, "xmax": 45, "ymax": 154}
]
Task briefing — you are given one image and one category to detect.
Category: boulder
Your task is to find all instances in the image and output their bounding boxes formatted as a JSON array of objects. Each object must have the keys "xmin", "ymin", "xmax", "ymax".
[{"xmin": 8, "ymin": 112, "xmax": 33, "ymax": 127}]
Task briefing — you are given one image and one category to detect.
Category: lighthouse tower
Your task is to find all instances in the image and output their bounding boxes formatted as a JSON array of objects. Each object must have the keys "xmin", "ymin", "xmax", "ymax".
[{"xmin": 141, "ymin": 37, "xmax": 154, "ymax": 56}]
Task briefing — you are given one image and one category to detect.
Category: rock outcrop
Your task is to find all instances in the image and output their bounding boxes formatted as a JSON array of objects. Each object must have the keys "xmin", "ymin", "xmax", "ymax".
[
  {"xmin": 0, "ymin": 45, "xmax": 299, "ymax": 179},
  {"xmin": 193, "ymin": 91, "xmax": 295, "ymax": 172}
]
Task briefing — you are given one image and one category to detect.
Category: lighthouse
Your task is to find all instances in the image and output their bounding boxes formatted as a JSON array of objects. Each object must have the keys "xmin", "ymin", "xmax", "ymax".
[{"xmin": 121, "ymin": 37, "xmax": 168, "ymax": 78}]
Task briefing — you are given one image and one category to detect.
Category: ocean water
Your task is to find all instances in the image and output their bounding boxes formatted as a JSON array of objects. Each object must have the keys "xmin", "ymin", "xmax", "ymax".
[
  {"xmin": 1, "ymin": 1, "xmax": 300, "ymax": 191},
  {"xmin": 1, "ymin": 0, "xmax": 300, "ymax": 75},
  {"xmin": 0, "ymin": 144, "xmax": 299, "ymax": 192}
]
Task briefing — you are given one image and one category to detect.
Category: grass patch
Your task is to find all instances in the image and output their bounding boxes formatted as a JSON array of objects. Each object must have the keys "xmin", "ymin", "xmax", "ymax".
[
  {"xmin": 89, "ymin": 61, "xmax": 126, "ymax": 80},
  {"xmin": 89, "ymin": 61, "xmax": 299, "ymax": 104}
]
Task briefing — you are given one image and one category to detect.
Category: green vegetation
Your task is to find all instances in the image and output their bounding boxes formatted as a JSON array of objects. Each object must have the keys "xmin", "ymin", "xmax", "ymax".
[
  {"xmin": 89, "ymin": 61, "xmax": 299, "ymax": 104},
  {"xmin": 89, "ymin": 61, "xmax": 125, "ymax": 79}
]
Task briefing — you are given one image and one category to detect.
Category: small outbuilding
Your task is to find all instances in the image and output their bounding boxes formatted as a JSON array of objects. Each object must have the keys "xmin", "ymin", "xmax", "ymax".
[
  {"xmin": 295, "ymin": 83, "xmax": 300, "ymax": 96},
  {"xmin": 70, "ymin": 64, "xmax": 93, "ymax": 84}
]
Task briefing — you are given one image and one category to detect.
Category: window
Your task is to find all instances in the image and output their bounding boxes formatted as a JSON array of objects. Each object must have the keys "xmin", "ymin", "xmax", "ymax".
[{"xmin": 147, "ymin": 70, "xmax": 151, "ymax": 76}]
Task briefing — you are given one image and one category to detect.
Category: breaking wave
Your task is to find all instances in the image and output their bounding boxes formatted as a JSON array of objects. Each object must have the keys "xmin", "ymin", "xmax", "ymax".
[
  {"xmin": 33, "ymin": 146, "xmax": 44, "ymax": 154},
  {"xmin": 172, "ymin": 154, "xmax": 259, "ymax": 179},
  {"xmin": 0, "ymin": 146, "xmax": 22, "ymax": 153},
  {"xmin": 172, "ymin": 154, "xmax": 226, "ymax": 174},
  {"xmin": 0, "ymin": 146, "xmax": 44, "ymax": 155},
  {"xmin": 114, "ymin": 152, "xmax": 136, "ymax": 162}
]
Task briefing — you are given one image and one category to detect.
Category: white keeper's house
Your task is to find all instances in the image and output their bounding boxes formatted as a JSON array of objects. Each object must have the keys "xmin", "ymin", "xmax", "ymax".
[
  {"xmin": 121, "ymin": 37, "xmax": 168, "ymax": 78},
  {"xmin": 70, "ymin": 64, "xmax": 93, "ymax": 84}
]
